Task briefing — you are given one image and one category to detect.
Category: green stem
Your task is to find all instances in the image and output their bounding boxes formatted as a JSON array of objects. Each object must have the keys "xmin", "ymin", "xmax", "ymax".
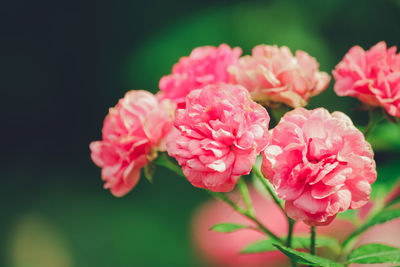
[
  {"xmin": 252, "ymin": 164, "xmax": 297, "ymax": 267},
  {"xmin": 363, "ymin": 109, "xmax": 382, "ymax": 138},
  {"xmin": 155, "ymin": 154, "xmax": 282, "ymax": 244},
  {"xmin": 286, "ymin": 218, "xmax": 295, "ymax": 247},
  {"xmin": 252, "ymin": 165, "xmax": 284, "ymax": 212},
  {"xmin": 252, "ymin": 164, "xmax": 297, "ymax": 265},
  {"xmin": 363, "ymin": 113, "xmax": 374, "ymax": 138},
  {"xmin": 310, "ymin": 226, "xmax": 316, "ymax": 255},
  {"xmin": 154, "ymin": 153, "xmax": 184, "ymax": 177},
  {"xmin": 209, "ymin": 191, "xmax": 282, "ymax": 243},
  {"xmin": 287, "ymin": 219, "xmax": 297, "ymax": 267},
  {"xmin": 238, "ymin": 177, "xmax": 255, "ymax": 216}
]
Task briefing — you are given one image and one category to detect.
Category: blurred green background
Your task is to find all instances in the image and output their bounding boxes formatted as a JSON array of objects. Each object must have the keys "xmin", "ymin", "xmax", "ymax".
[{"xmin": 2, "ymin": 0, "xmax": 400, "ymax": 266}]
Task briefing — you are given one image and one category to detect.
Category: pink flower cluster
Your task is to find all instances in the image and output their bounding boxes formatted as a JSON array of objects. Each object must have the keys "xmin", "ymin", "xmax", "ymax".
[
  {"xmin": 90, "ymin": 90, "xmax": 175, "ymax": 197},
  {"xmin": 262, "ymin": 108, "xmax": 377, "ymax": 225},
  {"xmin": 229, "ymin": 45, "xmax": 331, "ymax": 107},
  {"xmin": 90, "ymin": 43, "xmax": 380, "ymax": 227},
  {"xmin": 333, "ymin": 41, "xmax": 400, "ymax": 118},
  {"xmin": 159, "ymin": 44, "xmax": 330, "ymax": 109},
  {"xmin": 159, "ymin": 44, "xmax": 242, "ymax": 107},
  {"xmin": 167, "ymin": 84, "xmax": 270, "ymax": 192}
]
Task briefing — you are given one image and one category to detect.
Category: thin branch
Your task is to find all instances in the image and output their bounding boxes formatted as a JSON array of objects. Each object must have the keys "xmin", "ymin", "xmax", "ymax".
[
  {"xmin": 310, "ymin": 226, "xmax": 316, "ymax": 255},
  {"xmin": 252, "ymin": 165, "xmax": 284, "ymax": 212},
  {"xmin": 155, "ymin": 155, "xmax": 283, "ymax": 244},
  {"xmin": 209, "ymin": 191, "xmax": 282, "ymax": 243},
  {"xmin": 238, "ymin": 177, "xmax": 255, "ymax": 216}
]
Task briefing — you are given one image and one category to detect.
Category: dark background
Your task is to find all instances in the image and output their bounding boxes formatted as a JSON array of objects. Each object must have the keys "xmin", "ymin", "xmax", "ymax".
[{"xmin": 2, "ymin": 0, "xmax": 400, "ymax": 266}]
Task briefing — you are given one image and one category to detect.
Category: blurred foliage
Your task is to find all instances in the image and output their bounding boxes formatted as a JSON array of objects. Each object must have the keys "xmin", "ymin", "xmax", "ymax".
[
  {"xmin": 2, "ymin": 166, "xmax": 206, "ymax": 267},
  {"xmin": 368, "ymin": 121, "xmax": 400, "ymax": 152},
  {"xmin": 3, "ymin": 0, "xmax": 400, "ymax": 266}
]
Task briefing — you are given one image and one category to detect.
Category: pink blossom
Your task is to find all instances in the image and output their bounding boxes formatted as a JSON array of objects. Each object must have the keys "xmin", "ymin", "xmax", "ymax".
[
  {"xmin": 229, "ymin": 45, "xmax": 330, "ymax": 108},
  {"xmin": 167, "ymin": 84, "xmax": 269, "ymax": 192},
  {"xmin": 333, "ymin": 41, "xmax": 400, "ymax": 118},
  {"xmin": 90, "ymin": 90, "xmax": 175, "ymax": 197},
  {"xmin": 159, "ymin": 44, "xmax": 242, "ymax": 107},
  {"xmin": 261, "ymin": 108, "xmax": 377, "ymax": 225},
  {"xmin": 191, "ymin": 186, "xmax": 355, "ymax": 267}
]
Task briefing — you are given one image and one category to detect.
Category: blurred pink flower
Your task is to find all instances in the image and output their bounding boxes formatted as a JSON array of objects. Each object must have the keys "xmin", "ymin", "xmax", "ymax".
[
  {"xmin": 350, "ymin": 196, "xmax": 400, "ymax": 267},
  {"xmin": 191, "ymin": 186, "xmax": 355, "ymax": 267},
  {"xmin": 159, "ymin": 44, "xmax": 242, "ymax": 107},
  {"xmin": 229, "ymin": 45, "xmax": 330, "ymax": 108},
  {"xmin": 167, "ymin": 84, "xmax": 269, "ymax": 192},
  {"xmin": 333, "ymin": 41, "xmax": 400, "ymax": 118},
  {"xmin": 90, "ymin": 90, "xmax": 175, "ymax": 197},
  {"xmin": 261, "ymin": 108, "xmax": 377, "ymax": 225},
  {"xmin": 350, "ymin": 218, "xmax": 400, "ymax": 267}
]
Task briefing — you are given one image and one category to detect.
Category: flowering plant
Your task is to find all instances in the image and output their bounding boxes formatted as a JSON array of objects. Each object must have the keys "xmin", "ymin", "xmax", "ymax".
[{"xmin": 91, "ymin": 43, "xmax": 400, "ymax": 266}]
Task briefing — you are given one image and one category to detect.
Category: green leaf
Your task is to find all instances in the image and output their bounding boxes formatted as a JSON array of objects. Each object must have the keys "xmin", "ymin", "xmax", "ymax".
[
  {"xmin": 242, "ymin": 239, "xmax": 276, "ymax": 253},
  {"xmin": 209, "ymin": 223, "xmax": 247, "ymax": 233},
  {"xmin": 242, "ymin": 236, "xmax": 341, "ymax": 254},
  {"xmin": 348, "ymin": 243, "xmax": 400, "ymax": 264},
  {"xmin": 144, "ymin": 162, "xmax": 155, "ymax": 183},
  {"xmin": 343, "ymin": 208, "xmax": 400, "ymax": 247},
  {"xmin": 273, "ymin": 243, "xmax": 344, "ymax": 267}
]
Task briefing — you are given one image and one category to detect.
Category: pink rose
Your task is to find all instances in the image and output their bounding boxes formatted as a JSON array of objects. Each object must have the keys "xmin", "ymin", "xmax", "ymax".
[
  {"xmin": 90, "ymin": 90, "xmax": 175, "ymax": 197},
  {"xmin": 229, "ymin": 45, "xmax": 331, "ymax": 108},
  {"xmin": 159, "ymin": 44, "xmax": 242, "ymax": 107},
  {"xmin": 333, "ymin": 41, "xmax": 400, "ymax": 118},
  {"xmin": 261, "ymin": 108, "xmax": 377, "ymax": 225},
  {"xmin": 167, "ymin": 84, "xmax": 270, "ymax": 192},
  {"xmin": 191, "ymin": 187, "xmax": 355, "ymax": 267}
]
